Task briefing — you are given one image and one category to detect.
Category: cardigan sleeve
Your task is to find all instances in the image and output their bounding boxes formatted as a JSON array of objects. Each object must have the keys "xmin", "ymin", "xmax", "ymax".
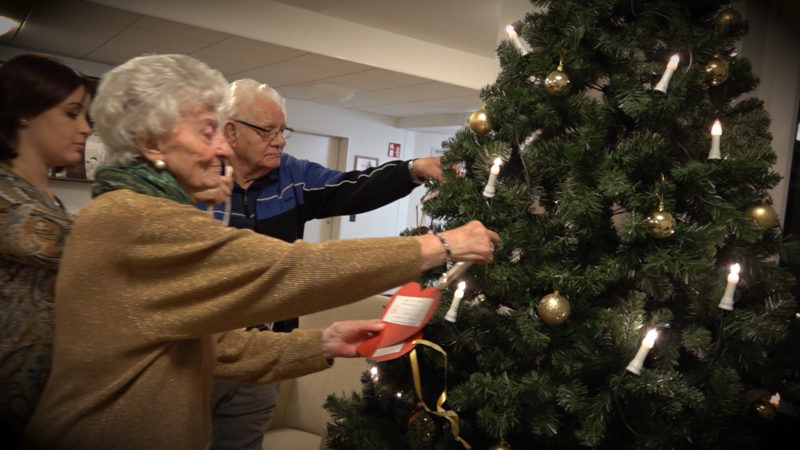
[
  {"xmin": 212, "ymin": 328, "xmax": 331, "ymax": 384},
  {"xmin": 75, "ymin": 191, "xmax": 421, "ymax": 341}
]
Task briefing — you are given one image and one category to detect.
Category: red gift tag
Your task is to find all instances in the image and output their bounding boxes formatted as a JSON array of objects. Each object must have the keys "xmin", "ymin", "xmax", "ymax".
[
  {"xmin": 364, "ymin": 331, "xmax": 424, "ymax": 362},
  {"xmin": 356, "ymin": 282, "xmax": 440, "ymax": 359}
]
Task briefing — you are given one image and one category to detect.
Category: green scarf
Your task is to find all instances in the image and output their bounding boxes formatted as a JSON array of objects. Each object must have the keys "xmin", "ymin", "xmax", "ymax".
[{"xmin": 92, "ymin": 162, "xmax": 194, "ymax": 205}]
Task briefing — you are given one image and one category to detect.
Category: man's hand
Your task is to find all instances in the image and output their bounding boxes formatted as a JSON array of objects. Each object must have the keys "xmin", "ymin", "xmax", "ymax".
[
  {"xmin": 192, "ymin": 169, "xmax": 234, "ymax": 206},
  {"xmin": 321, "ymin": 319, "xmax": 385, "ymax": 359},
  {"xmin": 412, "ymin": 157, "xmax": 443, "ymax": 183}
]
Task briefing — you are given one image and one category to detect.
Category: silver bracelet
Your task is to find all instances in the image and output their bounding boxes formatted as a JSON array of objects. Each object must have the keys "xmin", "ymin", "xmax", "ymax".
[{"xmin": 432, "ymin": 231, "xmax": 452, "ymax": 264}]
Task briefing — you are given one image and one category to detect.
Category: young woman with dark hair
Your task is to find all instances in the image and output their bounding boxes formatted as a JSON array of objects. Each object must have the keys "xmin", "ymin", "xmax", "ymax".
[{"xmin": 0, "ymin": 53, "xmax": 92, "ymax": 445}]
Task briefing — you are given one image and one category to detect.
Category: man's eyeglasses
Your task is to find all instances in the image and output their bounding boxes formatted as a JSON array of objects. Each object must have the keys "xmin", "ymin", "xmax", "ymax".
[{"xmin": 234, "ymin": 119, "xmax": 294, "ymax": 141}]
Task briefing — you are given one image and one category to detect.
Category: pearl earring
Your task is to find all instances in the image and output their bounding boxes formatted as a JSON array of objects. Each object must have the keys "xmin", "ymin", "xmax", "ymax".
[{"xmin": 154, "ymin": 160, "xmax": 167, "ymax": 170}]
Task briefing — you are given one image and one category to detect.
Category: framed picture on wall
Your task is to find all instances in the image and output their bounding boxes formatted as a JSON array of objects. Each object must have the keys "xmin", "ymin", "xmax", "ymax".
[
  {"xmin": 48, "ymin": 132, "xmax": 105, "ymax": 182},
  {"xmin": 354, "ymin": 155, "xmax": 378, "ymax": 171}
]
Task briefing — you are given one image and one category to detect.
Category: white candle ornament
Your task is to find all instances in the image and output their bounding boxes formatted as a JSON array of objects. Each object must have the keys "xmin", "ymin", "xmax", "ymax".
[
  {"xmin": 708, "ymin": 119, "xmax": 723, "ymax": 160},
  {"xmin": 626, "ymin": 328, "xmax": 658, "ymax": 375},
  {"xmin": 505, "ymin": 25, "xmax": 530, "ymax": 55},
  {"xmin": 654, "ymin": 54, "xmax": 680, "ymax": 94},
  {"xmin": 718, "ymin": 263, "xmax": 740, "ymax": 310},
  {"xmin": 482, "ymin": 157, "xmax": 503, "ymax": 198},
  {"xmin": 445, "ymin": 281, "xmax": 467, "ymax": 323},
  {"xmin": 369, "ymin": 366, "xmax": 379, "ymax": 382}
]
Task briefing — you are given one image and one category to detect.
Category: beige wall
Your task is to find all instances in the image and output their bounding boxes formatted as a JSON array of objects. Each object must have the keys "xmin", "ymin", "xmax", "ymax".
[{"xmin": 741, "ymin": 0, "xmax": 800, "ymax": 222}]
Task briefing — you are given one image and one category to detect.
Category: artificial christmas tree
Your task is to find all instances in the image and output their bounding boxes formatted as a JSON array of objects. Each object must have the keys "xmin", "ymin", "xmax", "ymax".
[{"xmin": 325, "ymin": 1, "xmax": 800, "ymax": 448}]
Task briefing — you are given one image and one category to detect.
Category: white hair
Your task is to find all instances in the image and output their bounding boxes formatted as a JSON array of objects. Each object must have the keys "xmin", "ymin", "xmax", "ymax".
[
  {"xmin": 90, "ymin": 54, "xmax": 229, "ymax": 167},
  {"xmin": 218, "ymin": 78, "xmax": 287, "ymax": 123}
]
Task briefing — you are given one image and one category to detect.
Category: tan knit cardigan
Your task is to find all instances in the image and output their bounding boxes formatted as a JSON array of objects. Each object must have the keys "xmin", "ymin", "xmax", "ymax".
[{"xmin": 19, "ymin": 189, "xmax": 421, "ymax": 449}]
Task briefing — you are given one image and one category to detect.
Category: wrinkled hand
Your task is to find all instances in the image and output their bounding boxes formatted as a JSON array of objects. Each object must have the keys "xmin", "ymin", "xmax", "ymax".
[
  {"xmin": 192, "ymin": 171, "xmax": 234, "ymax": 206},
  {"xmin": 441, "ymin": 220, "xmax": 500, "ymax": 264},
  {"xmin": 321, "ymin": 319, "xmax": 385, "ymax": 359},
  {"xmin": 413, "ymin": 157, "xmax": 443, "ymax": 182}
]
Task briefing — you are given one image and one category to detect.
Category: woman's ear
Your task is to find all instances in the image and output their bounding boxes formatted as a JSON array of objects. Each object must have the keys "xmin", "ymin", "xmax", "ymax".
[{"xmin": 136, "ymin": 133, "xmax": 164, "ymax": 164}]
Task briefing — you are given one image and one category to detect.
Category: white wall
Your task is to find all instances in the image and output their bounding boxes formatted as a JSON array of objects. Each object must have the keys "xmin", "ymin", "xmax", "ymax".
[
  {"xmin": 404, "ymin": 131, "xmax": 452, "ymax": 231},
  {"xmin": 741, "ymin": 0, "xmax": 800, "ymax": 222},
  {"xmin": 282, "ymin": 97, "xmax": 431, "ymax": 239}
]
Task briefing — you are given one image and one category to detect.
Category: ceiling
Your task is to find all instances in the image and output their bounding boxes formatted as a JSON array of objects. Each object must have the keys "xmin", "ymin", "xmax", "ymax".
[{"xmin": 0, "ymin": 0, "xmax": 532, "ymax": 126}]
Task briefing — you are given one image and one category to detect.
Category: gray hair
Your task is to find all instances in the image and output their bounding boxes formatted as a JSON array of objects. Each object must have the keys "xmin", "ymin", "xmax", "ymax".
[
  {"xmin": 218, "ymin": 78, "xmax": 287, "ymax": 123},
  {"xmin": 90, "ymin": 54, "xmax": 229, "ymax": 167}
]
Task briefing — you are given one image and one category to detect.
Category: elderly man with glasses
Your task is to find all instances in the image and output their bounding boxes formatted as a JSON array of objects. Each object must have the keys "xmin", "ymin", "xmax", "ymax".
[{"xmin": 205, "ymin": 78, "xmax": 442, "ymax": 450}]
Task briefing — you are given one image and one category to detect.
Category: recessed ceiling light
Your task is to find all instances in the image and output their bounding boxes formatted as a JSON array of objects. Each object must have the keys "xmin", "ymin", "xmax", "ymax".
[{"xmin": 309, "ymin": 83, "xmax": 356, "ymax": 103}]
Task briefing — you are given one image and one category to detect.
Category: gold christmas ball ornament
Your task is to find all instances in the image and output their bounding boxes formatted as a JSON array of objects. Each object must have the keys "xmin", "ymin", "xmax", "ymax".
[
  {"xmin": 647, "ymin": 209, "xmax": 675, "ymax": 238},
  {"xmin": 752, "ymin": 398, "xmax": 777, "ymax": 422},
  {"xmin": 704, "ymin": 57, "xmax": 730, "ymax": 86},
  {"xmin": 489, "ymin": 440, "xmax": 511, "ymax": 450},
  {"xmin": 544, "ymin": 65, "xmax": 571, "ymax": 95},
  {"xmin": 745, "ymin": 203, "xmax": 778, "ymax": 229},
  {"xmin": 468, "ymin": 108, "xmax": 492, "ymax": 135},
  {"xmin": 537, "ymin": 291, "xmax": 571, "ymax": 325},
  {"xmin": 716, "ymin": 7, "xmax": 743, "ymax": 27},
  {"xmin": 407, "ymin": 409, "xmax": 431, "ymax": 429}
]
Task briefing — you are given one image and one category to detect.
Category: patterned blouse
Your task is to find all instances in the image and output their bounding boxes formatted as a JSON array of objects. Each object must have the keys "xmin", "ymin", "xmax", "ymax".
[{"xmin": 0, "ymin": 165, "xmax": 72, "ymax": 442}]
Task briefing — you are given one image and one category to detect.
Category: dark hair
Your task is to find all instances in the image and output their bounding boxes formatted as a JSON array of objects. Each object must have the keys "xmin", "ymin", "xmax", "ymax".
[{"xmin": 0, "ymin": 53, "xmax": 94, "ymax": 161}]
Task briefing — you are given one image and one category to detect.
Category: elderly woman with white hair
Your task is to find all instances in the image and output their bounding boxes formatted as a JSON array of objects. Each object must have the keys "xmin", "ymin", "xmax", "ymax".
[{"xmin": 18, "ymin": 54, "xmax": 498, "ymax": 449}]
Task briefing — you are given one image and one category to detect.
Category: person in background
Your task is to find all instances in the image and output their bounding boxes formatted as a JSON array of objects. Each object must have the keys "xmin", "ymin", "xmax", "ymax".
[
  {"xmin": 18, "ymin": 54, "xmax": 499, "ymax": 449},
  {"xmin": 0, "ymin": 53, "xmax": 92, "ymax": 445},
  {"xmin": 205, "ymin": 78, "xmax": 444, "ymax": 449}
]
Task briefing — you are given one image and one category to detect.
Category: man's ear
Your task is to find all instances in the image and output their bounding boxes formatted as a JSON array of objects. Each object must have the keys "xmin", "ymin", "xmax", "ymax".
[
  {"xmin": 223, "ymin": 121, "xmax": 237, "ymax": 147},
  {"xmin": 136, "ymin": 133, "xmax": 165, "ymax": 164}
]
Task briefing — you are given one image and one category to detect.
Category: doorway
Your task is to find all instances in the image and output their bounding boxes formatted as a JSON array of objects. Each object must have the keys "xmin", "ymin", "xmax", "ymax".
[{"xmin": 285, "ymin": 131, "xmax": 347, "ymax": 243}]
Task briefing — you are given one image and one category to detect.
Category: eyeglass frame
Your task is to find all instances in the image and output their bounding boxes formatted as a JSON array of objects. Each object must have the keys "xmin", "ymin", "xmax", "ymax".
[{"xmin": 233, "ymin": 119, "xmax": 294, "ymax": 141}]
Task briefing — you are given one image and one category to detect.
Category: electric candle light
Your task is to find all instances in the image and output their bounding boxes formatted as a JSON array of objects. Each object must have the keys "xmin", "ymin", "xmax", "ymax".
[
  {"xmin": 654, "ymin": 54, "xmax": 680, "ymax": 94},
  {"xmin": 708, "ymin": 119, "xmax": 723, "ymax": 160},
  {"xmin": 369, "ymin": 366, "xmax": 379, "ymax": 382},
  {"xmin": 718, "ymin": 263, "xmax": 740, "ymax": 310},
  {"xmin": 444, "ymin": 281, "xmax": 467, "ymax": 322},
  {"xmin": 505, "ymin": 25, "xmax": 530, "ymax": 55},
  {"xmin": 626, "ymin": 328, "xmax": 658, "ymax": 375},
  {"xmin": 482, "ymin": 157, "xmax": 503, "ymax": 198}
]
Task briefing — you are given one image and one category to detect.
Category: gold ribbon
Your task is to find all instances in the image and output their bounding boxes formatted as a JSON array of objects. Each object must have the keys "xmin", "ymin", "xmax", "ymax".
[{"xmin": 409, "ymin": 339, "xmax": 471, "ymax": 449}]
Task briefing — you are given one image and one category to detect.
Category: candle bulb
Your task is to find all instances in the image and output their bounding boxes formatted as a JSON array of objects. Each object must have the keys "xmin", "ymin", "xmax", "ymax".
[
  {"xmin": 369, "ymin": 366, "xmax": 379, "ymax": 382},
  {"xmin": 444, "ymin": 281, "xmax": 467, "ymax": 322},
  {"xmin": 505, "ymin": 25, "xmax": 530, "ymax": 55},
  {"xmin": 626, "ymin": 328, "xmax": 658, "ymax": 375},
  {"xmin": 654, "ymin": 54, "xmax": 680, "ymax": 94},
  {"xmin": 437, "ymin": 261, "xmax": 474, "ymax": 287},
  {"xmin": 482, "ymin": 157, "xmax": 503, "ymax": 198},
  {"xmin": 708, "ymin": 119, "xmax": 723, "ymax": 160},
  {"xmin": 718, "ymin": 263, "xmax": 740, "ymax": 310}
]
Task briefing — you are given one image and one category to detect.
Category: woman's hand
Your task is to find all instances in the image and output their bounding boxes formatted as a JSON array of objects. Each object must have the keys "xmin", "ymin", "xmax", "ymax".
[
  {"xmin": 192, "ymin": 169, "xmax": 234, "ymax": 206},
  {"xmin": 321, "ymin": 319, "xmax": 386, "ymax": 359},
  {"xmin": 415, "ymin": 220, "xmax": 500, "ymax": 271}
]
